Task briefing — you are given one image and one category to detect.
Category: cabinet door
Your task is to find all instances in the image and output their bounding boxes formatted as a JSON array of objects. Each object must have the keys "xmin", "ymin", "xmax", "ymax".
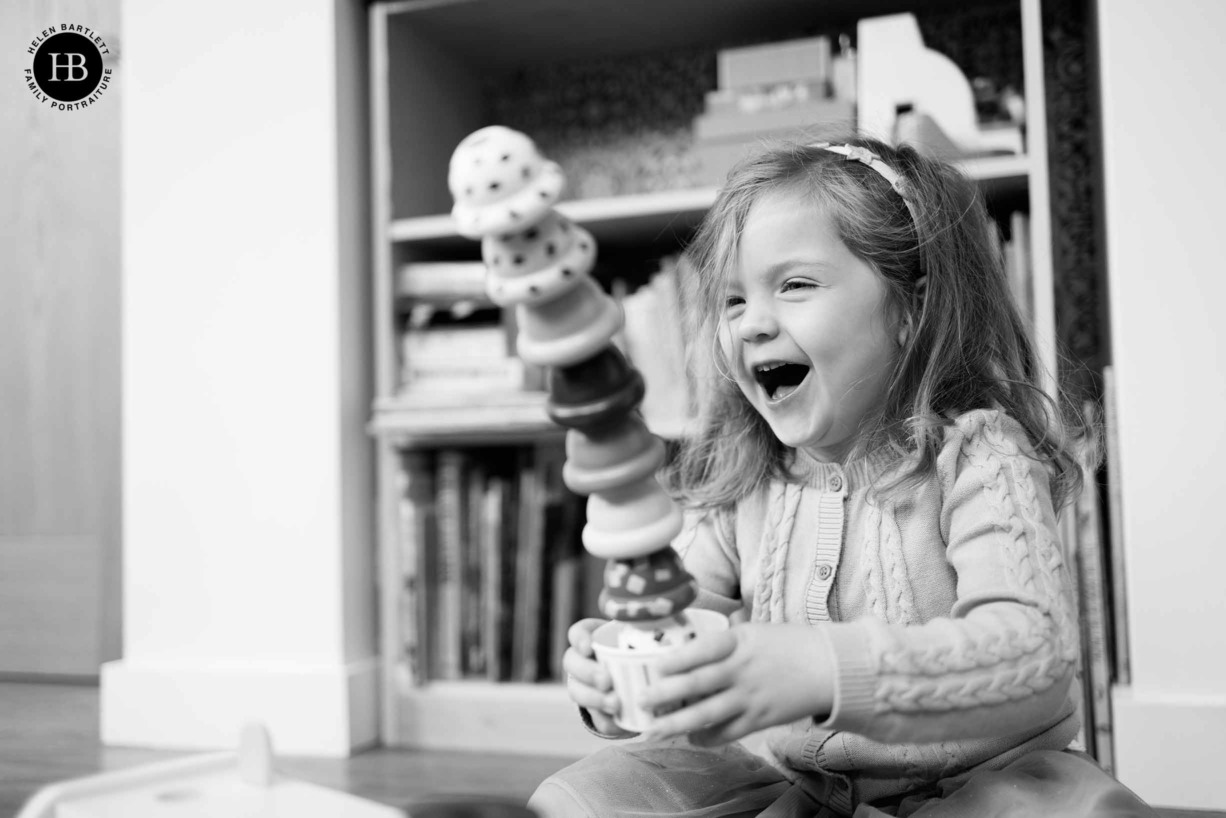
[{"xmin": 0, "ymin": 0, "xmax": 121, "ymax": 676}]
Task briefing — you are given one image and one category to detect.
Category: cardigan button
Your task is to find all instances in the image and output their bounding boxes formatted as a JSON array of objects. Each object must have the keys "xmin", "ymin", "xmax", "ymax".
[
  {"xmin": 830, "ymin": 474, "xmax": 843, "ymax": 491},
  {"xmin": 817, "ymin": 563, "xmax": 833, "ymax": 580}
]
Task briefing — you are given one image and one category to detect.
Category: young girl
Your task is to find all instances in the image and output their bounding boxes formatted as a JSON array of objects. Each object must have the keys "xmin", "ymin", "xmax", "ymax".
[{"xmin": 529, "ymin": 136, "xmax": 1153, "ymax": 817}]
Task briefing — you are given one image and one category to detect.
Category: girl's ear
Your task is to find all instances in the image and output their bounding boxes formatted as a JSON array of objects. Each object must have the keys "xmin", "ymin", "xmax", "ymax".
[{"xmin": 897, "ymin": 313, "xmax": 913, "ymax": 348}]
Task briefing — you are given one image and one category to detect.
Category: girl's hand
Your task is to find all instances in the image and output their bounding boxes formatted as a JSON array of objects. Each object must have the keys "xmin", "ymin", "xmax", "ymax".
[
  {"xmin": 639, "ymin": 622, "xmax": 835, "ymax": 746},
  {"xmin": 562, "ymin": 618, "xmax": 635, "ymax": 738}
]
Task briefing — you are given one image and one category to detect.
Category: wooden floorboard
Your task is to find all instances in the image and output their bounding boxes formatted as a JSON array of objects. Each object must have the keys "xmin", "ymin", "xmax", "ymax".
[
  {"xmin": 0, "ymin": 681, "xmax": 578, "ymax": 816},
  {"xmin": 3, "ymin": 681, "xmax": 1223, "ymax": 817}
]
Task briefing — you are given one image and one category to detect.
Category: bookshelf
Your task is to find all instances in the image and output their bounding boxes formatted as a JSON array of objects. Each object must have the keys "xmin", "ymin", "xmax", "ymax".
[
  {"xmin": 368, "ymin": 0, "xmax": 1060, "ymax": 756},
  {"xmin": 387, "ymin": 154, "xmax": 1029, "ymax": 245}
]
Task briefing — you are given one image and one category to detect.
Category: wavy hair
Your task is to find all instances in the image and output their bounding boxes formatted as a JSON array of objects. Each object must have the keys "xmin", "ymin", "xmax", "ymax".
[{"xmin": 665, "ymin": 134, "xmax": 1095, "ymax": 511}]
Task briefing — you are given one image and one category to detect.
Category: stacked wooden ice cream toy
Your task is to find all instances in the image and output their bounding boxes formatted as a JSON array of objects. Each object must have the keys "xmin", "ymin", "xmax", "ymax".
[{"xmin": 448, "ymin": 126, "xmax": 726, "ymax": 729}]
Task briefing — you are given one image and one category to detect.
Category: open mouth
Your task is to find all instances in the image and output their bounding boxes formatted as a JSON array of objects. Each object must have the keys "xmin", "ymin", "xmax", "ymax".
[{"xmin": 753, "ymin": 361, "xmax": 810, "ymax": 402}]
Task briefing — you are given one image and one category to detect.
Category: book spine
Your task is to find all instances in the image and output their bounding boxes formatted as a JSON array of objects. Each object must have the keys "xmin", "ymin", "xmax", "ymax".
[
  {"xmin": 620, "ymin": 262, "xmax": 696, "ymax": 438},
  {"xmin": 400, "ymin": 360, "xmax": 526, "ymax": 394},
  {"xmin": 1073, "ymin": 426, "xmax": 1115, "ymax": 773},
  {"xmin": 511, "ymin": 447, "xmax": 548, "ymax": 682},
  {"xmin": 393, "ymin": 451, "xmax": 433, "ymax": 689},
  {"xmin": 548, "ymin": 552, "xmax": 579, "ymax": 683},
  {"xmin": 1103, "ymin": 365, "xmax": 1131, "ymax": 686},
  {"xmin": 1063, "ymin": 511, "xmax": 1090, "ymax": 754},
  {"xmin": 398, "ymin": 261, "xmax": 489, "ymax": 300},
  {"xmin": 463, "ymin": 457, "xmax": 487, "ymax": 677},
  {"xmin": 399, "ymin": 316, "xmax": 528, "ymax": 394},
  {"xmin": 433, "ymin": 449, "xmax": 466, "ymax": 680},
  {"xmin": 499, "ymin": 467, "xmax": 519, "ymax": 679},
  {"xmin": 1007, "ymin": 211, "xmax": 1033, "ymax": 324},
  {"xmin": 545, "ymin": 458, "xmax": 583, "ymax": 681},
  {"xmin": 401, "ymin": 325, "xmax": 510, "ymax": 362},
  {"xmin": 480, "ymin": 474, "xmax": 506, "ymax": 681}
]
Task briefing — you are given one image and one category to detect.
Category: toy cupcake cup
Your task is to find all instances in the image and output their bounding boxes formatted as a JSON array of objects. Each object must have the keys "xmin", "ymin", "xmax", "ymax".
[
  {"xmin": 592, "ymin": 608, "xmax": 730, "ymax": 733},
  {"xmin": 449, "ymin": 125, "xmax": 564, "ymax": 239}
]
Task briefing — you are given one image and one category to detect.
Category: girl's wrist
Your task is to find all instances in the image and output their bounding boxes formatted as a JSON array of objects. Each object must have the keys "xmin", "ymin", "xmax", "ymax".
[{"xmin": 796, "ymin": 624, "xmax": 838, "ymax": 719}]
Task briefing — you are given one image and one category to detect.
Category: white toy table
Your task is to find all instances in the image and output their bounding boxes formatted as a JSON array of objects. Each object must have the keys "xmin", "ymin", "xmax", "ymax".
[{"xmin": 17, "ymin": 724, "xmax": 404, "ymax": 818}]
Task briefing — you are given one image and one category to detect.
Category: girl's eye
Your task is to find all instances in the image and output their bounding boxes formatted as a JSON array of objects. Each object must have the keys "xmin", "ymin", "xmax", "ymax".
[
  {"xmin": 723, "ymin": 295, "xmax": 745, "ymax": 319},
  {"xmin": 781, "ymin": 279, "xmax": 817, "ymax": 293}
]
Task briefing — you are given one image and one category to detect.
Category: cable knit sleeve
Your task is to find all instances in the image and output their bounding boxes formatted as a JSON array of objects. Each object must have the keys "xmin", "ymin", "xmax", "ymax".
[
  {"xmin": 818, "ymin": 409, "xmax": 1079, "ymax": 744},
  {"xmin": 673, "ymin": 506, "xmax": 744, "ymax": 618}
]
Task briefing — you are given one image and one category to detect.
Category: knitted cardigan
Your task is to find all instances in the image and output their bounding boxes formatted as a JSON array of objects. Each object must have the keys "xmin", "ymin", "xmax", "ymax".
[{"xmin": 675, "ymin": 409, "xmax": 1081, "ymax": 812}]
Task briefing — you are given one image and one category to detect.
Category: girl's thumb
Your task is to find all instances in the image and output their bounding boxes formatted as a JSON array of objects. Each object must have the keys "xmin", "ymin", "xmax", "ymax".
[{"xmin": 569, "ymin": 618, "xmax": 603, "ymax": 654}]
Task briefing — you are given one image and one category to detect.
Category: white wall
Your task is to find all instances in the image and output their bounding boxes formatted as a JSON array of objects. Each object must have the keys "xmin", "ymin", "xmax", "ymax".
[
  {"xmin": 1098, "ymin": 0, "xmax": 1226, "ymax": 809},
  {"xmin": 102, "ymin": 0, "xmax": 375, "ymax": 756}
]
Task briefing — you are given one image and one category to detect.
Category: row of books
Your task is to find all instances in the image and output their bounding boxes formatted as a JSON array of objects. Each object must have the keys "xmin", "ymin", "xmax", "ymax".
[
  {"xmin": 1002, "ymin": 210, "xmax": 1033, "ymax": 325},
  {"xmin": 396, "ymin": 211, "xmax": 1028, "ymax": 395},
  {"xmin": 393, "ymin": 444, "xmax": 603, "ymax": 685},
  {"xmin": 394, "ymin": 265, "xmax": 536, "ymax": 394},
  {"xmin": 394, "ymin": 256, "xmax": 698, "ymax": 438},
  {"xmin": 386, "ymin": 375, "xmax": 1124, "ymax": 776},
  {"xmin": 1069, "ymin": 370, "xmax": 1131, "ymax": 775},
  {"xmin": 1064, "ymin": 423, "xmax": 1110, "ymax": 772},
  {"xmin": 610, "ymin": 256, "xmax": 698, "ymax": 438},
  {"xmin": 1000, "ymin": 208, "xmax": 1121, "ymax": 773}
]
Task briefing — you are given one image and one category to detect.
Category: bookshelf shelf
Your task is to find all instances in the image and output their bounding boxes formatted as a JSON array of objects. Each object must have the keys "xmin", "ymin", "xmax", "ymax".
[
  {"xmin": 388, "ymin": 154, "xmax": 1030, "ymax": 247},
  {"xmin": 370, "ymin": 0, "xmax": 1061, "ymax": 757},
  {"xmin": 389, "ymin": 186, "xmax": 719, "ymax": 248}
]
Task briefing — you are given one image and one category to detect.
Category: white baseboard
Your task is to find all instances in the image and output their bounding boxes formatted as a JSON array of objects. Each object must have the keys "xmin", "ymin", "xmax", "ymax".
[
  {"xmin": 391, "ymin": 681, "xmax": 608, "ymax": 757},
  {"xmin": 1112, "ymin": 685, "xmax": 1226, "ymax": 811},
  {"xmin": 100, "ymin": 656, "xmax": 379, "ymax": 757}
]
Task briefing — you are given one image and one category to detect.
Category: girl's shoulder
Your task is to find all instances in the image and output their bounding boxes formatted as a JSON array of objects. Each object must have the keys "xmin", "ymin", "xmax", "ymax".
[
  {"xmin": 868, "ymin": 409, "xmax": 1063, "ymax": 513},
  {"xmin": 937, "ymin": 408, "xmax": 1040, "ymax": 472},
  {"xmin": 931, "ymin": 408, "xmax": 1061, "ymax": 528},
  {"xmin": 946, "ymin": 407, "xmax": 1030, "ymax": 441}
]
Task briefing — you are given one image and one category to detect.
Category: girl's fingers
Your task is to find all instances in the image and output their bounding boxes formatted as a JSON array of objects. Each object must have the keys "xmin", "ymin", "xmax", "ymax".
[
  {"xmin": 642, "ymin": 655, "xmax": 730, "ymax": 710},
  {"xmin": 567, "ymin": 618, "xmax": 607, "ymax": 657},
  {"xmin": 653, "ymin": 629, "xmax": 737, "ymax": 676},
  {"xmin": 563, "ymin": 618, "xmax": 613, "ymax": 713},
  {"xmin": 562, "ymin": 647, "xmax": 612, "ymax": 692},
  {"xmin": 562, "ymin": 649, "xmax": 619, "ymax": 714},
  {"xmin": 642, "ymin": 688, "xmax": 741, "ymax": 741},
  {"xmin": 565, "ymin": 672, "xmax": 620, "ymax": 715}
]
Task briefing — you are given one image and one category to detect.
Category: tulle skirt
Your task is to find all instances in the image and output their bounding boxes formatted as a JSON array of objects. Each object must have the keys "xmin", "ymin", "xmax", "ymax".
[{"xmin": 527, "ymin": 737, "xmax": 1156, "ymax": 818}]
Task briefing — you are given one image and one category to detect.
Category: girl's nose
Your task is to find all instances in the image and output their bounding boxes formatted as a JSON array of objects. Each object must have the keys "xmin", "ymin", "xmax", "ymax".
[{"xmin": 736, "ymin": 299, "xmax": 778, "ymax": 342}]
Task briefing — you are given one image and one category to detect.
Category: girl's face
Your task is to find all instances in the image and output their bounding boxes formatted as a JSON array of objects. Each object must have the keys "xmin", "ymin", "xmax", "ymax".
[{"xmin": 720, "ymin": 190, "xmax": 898, "ymax": 462}]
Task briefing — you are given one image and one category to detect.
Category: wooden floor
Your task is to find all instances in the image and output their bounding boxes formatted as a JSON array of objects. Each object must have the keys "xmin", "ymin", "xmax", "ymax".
[
  {"xmin": 0, "ymin": 681, "xmax": 578, "ymax": 817},
  {"xmin": 4, "ymin": 681, "xmax": 1223, "ymax": 817}
]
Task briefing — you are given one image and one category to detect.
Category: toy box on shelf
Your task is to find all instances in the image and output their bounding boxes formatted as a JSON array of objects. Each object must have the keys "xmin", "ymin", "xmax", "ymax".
[{"xmin": 693, "ymin": 35, "xmax": 856, "ymax": 186}]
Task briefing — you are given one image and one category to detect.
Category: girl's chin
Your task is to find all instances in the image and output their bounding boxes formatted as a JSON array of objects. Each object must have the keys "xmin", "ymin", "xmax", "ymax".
[
  {"xmin": 763, "ymin": 414, "xmax": 853, "ymax": 459},
  {"xmin": 764, "ymin": 419, "xmax": 827, "ymax": 452}
]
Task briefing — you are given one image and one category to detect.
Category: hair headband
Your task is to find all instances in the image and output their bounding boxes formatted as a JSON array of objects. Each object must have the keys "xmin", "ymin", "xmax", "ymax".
[
  {"xmin": 810, "ymin": 142, "xmax": 920, "ymax": 226},
  {"xmin": 811, "ymin": 142, "xmax": 927, "ymax": 292}
]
